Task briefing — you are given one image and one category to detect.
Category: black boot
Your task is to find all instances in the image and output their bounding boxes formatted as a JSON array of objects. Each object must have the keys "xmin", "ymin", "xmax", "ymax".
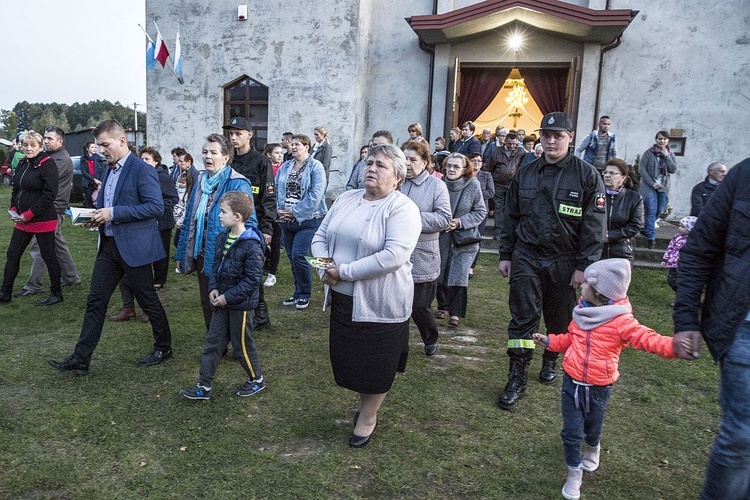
[
  {"xmin": 253, "ymin": 298, "xmax": 270, "ymax": 329},
  {"xmin": 497, "ymin": 357, "xmax": 529, "ymax": 410},
  {"xmin": 539, "ymin": 349, "xmax": 559, "ymax": 384}
]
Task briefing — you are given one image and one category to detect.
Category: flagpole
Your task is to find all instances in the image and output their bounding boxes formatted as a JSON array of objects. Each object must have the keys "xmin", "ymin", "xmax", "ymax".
[{"xmin": 138, "ymin": 24, "xmax": 154, "ymax": 43}]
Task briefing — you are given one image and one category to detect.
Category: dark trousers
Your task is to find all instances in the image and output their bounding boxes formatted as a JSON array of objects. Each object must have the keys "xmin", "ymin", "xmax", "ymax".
[
  {"xmin": 507, "ymin": 251, "xmax": 577, "ymax": 360},
  {"xmin": 73, "ymin": 236, "xmax": 171, "ymax": 364},
  {"xmin": 83, "ymin": 184, "xmax": 97, "ymax": 208},
  {"xmin": 436, "ymin": 284, "xmax": 468, "ymax": 318},
  {"xmin": 152, "ymin": 228, "xmax": 173, "ymax": 285},
  {"xmin": 471, "ymin": 217, "xmax": 488, "ymax": 268},
  {"xmin": 412, "ymin": 280, "xmax": 439, "ymax": 346},
  {"xmin": 199, "ymin": 308, "xmax": 262, "ymax": 387},
  {"xmin": 667, "ymin": 267, "xmax": 678, "ymax": 292},
  {"xmin": 264, "ymin": 221, "xmax": 282, "ymax": 276},
  {"xmin": 2, "ymin": 228, "xmax": 60, "ymax": 295},
  {"xmin": 195, "ymin": 255, "xmax": 212, "ymax": 331}
]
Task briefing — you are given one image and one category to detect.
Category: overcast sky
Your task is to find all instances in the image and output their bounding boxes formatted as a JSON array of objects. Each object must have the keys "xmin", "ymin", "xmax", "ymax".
[{"xmin": 1, "ymin": 0, "xmax": 147, "ymax": 112}]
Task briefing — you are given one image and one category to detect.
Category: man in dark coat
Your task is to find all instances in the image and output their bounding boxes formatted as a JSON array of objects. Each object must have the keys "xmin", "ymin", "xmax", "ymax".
[
  {"xmin": 689, "ymin": 161, "xmax": 727, "ymax": 216},
  {"xmin": 673, "ymin": 158, "xmax": 750, "ymax": 499}
]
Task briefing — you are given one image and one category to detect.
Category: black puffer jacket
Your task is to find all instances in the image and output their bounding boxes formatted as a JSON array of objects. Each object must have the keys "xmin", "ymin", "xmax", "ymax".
[
  {"xmin": 498, "ymin": 152, "xmax": 606, "ymax": 271},
  {"xmin": 209, "ymin": 227, "xmax": 265, "ymax": 311},
  {"xmin": 602, "ymin": 187, "xmax": 644, "ymax": 263},
  {"xmin": 11, "ymin": 152, "xmax": 59, "ymax": 224},
  {"xmin": 674, "ymin": 158, "xmax": 750, "ymax": 361}
]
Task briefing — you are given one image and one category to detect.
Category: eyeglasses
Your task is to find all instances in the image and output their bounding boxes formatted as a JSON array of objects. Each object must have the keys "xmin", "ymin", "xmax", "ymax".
[{"xmin": 602, "ymin": 171, "xmax": 622, "ymax": 176}]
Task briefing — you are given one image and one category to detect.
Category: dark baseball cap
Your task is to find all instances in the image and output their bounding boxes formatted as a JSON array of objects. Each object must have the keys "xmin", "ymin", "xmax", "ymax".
[
  {"xmin": 537, "ymin": 112, "xmax": 573, "ymax": 132},
  {"xmin": 222, "ymin": 117, "xmax": 253, "ymax": 132}
]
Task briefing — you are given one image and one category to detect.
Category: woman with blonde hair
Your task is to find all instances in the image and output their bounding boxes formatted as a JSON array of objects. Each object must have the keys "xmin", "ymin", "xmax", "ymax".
[{"xmin": 312, "ymin": 125, "xmax": 333, "ymax": 182}]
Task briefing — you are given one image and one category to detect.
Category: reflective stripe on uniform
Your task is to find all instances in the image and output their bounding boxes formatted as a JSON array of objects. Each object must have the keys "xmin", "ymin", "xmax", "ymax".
[{"xmin": 507, "ymin": 339, "xmax": 536, "ymax": 349}]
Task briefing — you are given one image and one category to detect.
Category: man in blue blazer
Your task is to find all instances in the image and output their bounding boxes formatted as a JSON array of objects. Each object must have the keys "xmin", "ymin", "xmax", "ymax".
[{"xmin": 49, "ymin": 120, "xmax": 172, "ymax": 375}]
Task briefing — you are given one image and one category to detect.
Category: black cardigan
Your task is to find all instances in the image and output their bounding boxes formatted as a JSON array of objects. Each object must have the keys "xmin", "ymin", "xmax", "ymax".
[{"xmin": 11, "ymin": 152, "xmax": 59, "ymax": 223}]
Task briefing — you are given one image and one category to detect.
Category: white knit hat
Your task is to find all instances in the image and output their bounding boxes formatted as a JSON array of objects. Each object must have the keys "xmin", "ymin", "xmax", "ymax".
[{"xmin": 584, "ymin": 258, "xmax": 631, "ymax": 301}]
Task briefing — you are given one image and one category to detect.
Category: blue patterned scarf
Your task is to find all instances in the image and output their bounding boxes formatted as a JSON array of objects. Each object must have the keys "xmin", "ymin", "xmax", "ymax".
[{"xmin": 193, "ymin": 166, "xmax": 228, "ymax": 257}]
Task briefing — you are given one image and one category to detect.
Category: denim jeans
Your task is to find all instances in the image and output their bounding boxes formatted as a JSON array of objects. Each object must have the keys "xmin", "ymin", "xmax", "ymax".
[
  {"xmin": 700, "ymin": 321, "xmax": 750, "ymax": 499},
  {"xmin": 560, "ymin": 373, "xmax": 612, "ymax": 469},
  {"xmin": 279, "ymin": 217, "xmax": 322, "ymax": 301},
  {"xmin": 642, "ymin": 189, "xmax": 668, "ymax": 239}
]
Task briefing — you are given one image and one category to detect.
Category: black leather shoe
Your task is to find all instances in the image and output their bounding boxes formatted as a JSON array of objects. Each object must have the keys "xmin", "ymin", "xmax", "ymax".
[
  {"xmin": 647, "ymin": 239, "xmax": 656, "ymax": 249},
  {"xmin": 539, "ymin": 352, "xmax": 559, "ymax": 385},
  {"xmin": 48, "ymin": 355, "xmax": 89, "ymax": 375},
  {"xmin": 0, "ymin": 292, "xmax": 10, "ymax": 304},
  {"xmin": 36, "ymin": 293, "xmax": 63, "ymax": 307},
  {"xmin": 136, "ymin": 348, "xmax": 173, "ymax": 366},
  {"xmin": 349, "ymin": 422, "xmax": 377, "ymax": 448},
  {"xmin": 253, "ymin": 315, "xmax": 271, "ymax": 329}
]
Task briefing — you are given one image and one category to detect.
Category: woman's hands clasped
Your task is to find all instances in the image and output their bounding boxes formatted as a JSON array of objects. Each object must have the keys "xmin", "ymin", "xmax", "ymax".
[{"xmin": 321, "ymin": 265, "xmax": 341, "ymax": 287}]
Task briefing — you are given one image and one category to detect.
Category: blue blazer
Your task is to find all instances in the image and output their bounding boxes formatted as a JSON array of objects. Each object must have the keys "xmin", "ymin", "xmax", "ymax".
[{"xmin": 97, "ymin": 153, "xmax": 165, "ymax": 267}]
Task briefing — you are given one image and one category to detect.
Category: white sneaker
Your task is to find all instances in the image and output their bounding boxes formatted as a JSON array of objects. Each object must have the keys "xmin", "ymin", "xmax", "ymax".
[
  {"xmin": 654, "ymin": 221, "xmax": 660, "ymax": 229},
  {"xmin": 264, "ymin": 274, "xmax": 276, "ymax": 287}
]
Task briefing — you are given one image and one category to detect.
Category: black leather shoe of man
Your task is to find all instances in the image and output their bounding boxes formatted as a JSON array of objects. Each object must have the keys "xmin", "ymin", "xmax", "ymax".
[
  {"xmin": 36, "ymin": 293, "xmax": 63, "ymax": 307},
  {"xmin": 0, "ymin": 292, "xmax": 11, "ymax": 304},
  {"xmin": 136, "ymin": 349, "xmax": 173, "ymax": 366},
  {"xmin": 48, "ymin": 355, "xmax": 89, "ymax": 375}
]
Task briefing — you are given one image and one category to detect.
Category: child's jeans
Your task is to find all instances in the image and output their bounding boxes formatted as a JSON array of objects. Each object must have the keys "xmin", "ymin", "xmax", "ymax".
[
  {"xmin": 199, "ymin": 308, "xmax": 262, "ymax": 387},
  {"xmin": 561, "ymin": 372, "xmax": 612, "ymax": 469}
]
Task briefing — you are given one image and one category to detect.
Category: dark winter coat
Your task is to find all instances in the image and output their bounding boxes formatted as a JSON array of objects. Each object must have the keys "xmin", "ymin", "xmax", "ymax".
[
  {"xmin": 209, "ymin": 227, "xmax": 265, "ymax": 311},
  {"xmin": 602, "ymin": 187, "xmax": 644, "ymax": 263},
  {"xmin": 11, "ymin": 152, "xmax": 59, "ymax": 225},
  {"xmin": 674, "ymin": 158, "xmax": 750, "ymax": 362},
  {"xmin": 232, "ymin": 149, "xmax": 278, "ymax": 237},
  {"xmin": 155, "ymin": 164, "xmax": 179, "ymax": 231},
  {"xmin": 689, "ymin": 176, "xmax": 719, "ymax": 216}
]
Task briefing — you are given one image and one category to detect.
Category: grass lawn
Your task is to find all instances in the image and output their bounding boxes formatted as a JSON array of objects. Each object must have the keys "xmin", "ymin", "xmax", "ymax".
[{"xmin": 0, "ymin": 187, "xmax": 719, "ymax": 499}]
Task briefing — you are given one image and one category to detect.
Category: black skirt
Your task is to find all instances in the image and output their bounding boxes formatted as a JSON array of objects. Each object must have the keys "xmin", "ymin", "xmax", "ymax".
[{"xmin": 329, "ymin": 291, "xmax": 409, "ymax": 394}]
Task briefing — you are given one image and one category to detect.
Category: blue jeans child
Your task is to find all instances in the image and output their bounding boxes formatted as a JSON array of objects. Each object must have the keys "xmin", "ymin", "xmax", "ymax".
[{"xmin": 561, "ymin": 372, "xmax": 612, "ymax": 469}]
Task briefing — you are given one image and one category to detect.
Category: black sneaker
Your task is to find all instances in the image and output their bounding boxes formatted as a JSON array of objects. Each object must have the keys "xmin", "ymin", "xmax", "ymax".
[
  {"xmin": 295, "ymin": 298, "xmax": 310, "ymax": 309},
  {"xmin": 180, "ymin": 384, "xmax": 212, "ymax": 400},
  {"xmin": 136, "ymin": 348, "xmax": 173, "ymax": 366},
  {"xmin": 48, "ymin": 355, "xmax": 89, "ymax": 375},
  {"xmin": 13, "ymin": 288, "xmax": 40, "ymax": 298},
  {"xmin": 236, "ymin": 376, "xmax": 266, "ymax": 397},
  {"xmin": 282, "ymin": 297, "xmax": 296, "ymax": 306}
]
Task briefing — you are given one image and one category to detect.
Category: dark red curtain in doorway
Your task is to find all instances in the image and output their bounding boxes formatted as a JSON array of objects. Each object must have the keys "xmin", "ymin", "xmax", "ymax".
[
  {"xmin": 519, "ymin": 67, "xmax": 569, "ymax": 116},
  {"xmin": 458, "ymin": 68, "xmax": 511, "ymax": 124}
]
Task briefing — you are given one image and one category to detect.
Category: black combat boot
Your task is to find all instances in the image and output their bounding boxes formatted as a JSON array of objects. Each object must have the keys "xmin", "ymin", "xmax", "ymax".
[
  {"xmin": 539, "ymin": 349, "xmax": 559, "ymax": 384},
  {"xmin": 497, "ymin": 356, "xmax": 530, "ymax": 410}
]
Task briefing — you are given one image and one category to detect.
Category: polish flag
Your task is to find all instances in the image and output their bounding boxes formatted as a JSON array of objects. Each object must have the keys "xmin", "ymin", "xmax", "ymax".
[{"xmin": 154, "ymin": 23, "xmax": 170, "ymax": 68}]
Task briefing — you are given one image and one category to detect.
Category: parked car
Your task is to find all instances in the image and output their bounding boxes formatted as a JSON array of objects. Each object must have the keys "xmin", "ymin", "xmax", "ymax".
[
  {"xmin": 70, "ymin": 155, "xmax": 85, "ymax": 203},
  {"xmin": 1, "ymin": 162, "xmax": 12, "ymax": 186}
]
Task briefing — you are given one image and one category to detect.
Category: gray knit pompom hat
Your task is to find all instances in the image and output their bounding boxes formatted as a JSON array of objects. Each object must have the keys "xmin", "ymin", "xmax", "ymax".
[{"xmin": 584, "ymin": 258, "xmax": 631, "ymax": 301}]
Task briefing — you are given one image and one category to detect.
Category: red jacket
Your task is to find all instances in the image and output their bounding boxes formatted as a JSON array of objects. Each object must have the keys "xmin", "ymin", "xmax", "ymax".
[{"xmin": 547, "ymin": 298, "xmax": 676, "ymax": 386}]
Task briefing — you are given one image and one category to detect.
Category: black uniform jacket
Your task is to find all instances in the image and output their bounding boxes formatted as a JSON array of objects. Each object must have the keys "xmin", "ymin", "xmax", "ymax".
[{"xmin": 232, "ymin": 149, "xmax": 277, "ymax": 237}]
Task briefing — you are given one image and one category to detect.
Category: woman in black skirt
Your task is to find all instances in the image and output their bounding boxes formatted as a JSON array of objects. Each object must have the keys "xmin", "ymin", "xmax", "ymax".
[{"xmin": 311, "ymin": 144, "xmax": 421, "ymax": 448}]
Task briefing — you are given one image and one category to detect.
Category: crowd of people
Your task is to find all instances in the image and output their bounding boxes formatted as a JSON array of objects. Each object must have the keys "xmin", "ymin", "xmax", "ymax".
[{"xmin": 2, "ymin": 113, "xmax": 747, "ymax": 499}]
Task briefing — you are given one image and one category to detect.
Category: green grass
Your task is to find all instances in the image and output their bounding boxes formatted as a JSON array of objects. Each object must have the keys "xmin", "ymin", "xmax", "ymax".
[{"xmin": 0, "ymin": 186, "xmax": 719, "ymax": 499}]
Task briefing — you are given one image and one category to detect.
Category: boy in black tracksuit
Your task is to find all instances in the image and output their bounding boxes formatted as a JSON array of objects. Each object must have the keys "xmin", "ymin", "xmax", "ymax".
[{"xmin": 180, "ymin": 191, "xmax": 266, "ymax": 400}]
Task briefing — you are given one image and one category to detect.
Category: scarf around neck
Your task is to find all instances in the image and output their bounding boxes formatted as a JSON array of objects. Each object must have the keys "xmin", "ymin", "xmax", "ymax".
[{"xmin": 193, "ymin": 165, "xmax": 228, "ymax": 257}]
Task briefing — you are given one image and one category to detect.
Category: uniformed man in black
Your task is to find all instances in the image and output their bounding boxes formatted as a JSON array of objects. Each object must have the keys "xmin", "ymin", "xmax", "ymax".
[
  {"xmin": 222, "ymin": 117, "xmax": 277, "ymax": 328},
  {"xmin": 496, "ymin": 112, "xmax": 606, "ymax": 410}
]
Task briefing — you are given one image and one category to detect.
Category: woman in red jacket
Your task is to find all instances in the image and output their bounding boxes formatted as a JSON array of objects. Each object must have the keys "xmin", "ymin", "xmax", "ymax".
[{"xmin": 1, "ymin": 130, "xmax": 62, "ymax": 306}]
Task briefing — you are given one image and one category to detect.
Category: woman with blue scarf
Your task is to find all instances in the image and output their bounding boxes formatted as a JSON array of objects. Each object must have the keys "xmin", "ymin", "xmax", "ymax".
[{"xmin": 176, "ymin": 134, "xmax": 257, "ymax": 330}]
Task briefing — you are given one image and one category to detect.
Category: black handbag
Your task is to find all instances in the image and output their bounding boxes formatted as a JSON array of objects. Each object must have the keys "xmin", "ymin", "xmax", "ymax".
[{"xmin": 450, "ymin": 185, "xmax": 482, "ymax": 246}]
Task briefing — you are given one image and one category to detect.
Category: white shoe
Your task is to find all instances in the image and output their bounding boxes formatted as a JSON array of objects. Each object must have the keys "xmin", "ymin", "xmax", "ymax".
[
  {"xmin": 654, "ymin": 221, "xmax": 660, "ymax": 229},
  {"xmin": 582, "ymin": 444, "xmax": 601, "ymax": 472},
  {"xmin": 562, "ymin": 468, "xmax": 582, "ymax": 500},
  {"xmin": 264, "ymin": 274, "xmax": 276, "ymax": 287}
]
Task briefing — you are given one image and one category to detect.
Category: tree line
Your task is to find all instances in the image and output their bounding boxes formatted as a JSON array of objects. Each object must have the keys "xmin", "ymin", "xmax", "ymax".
[{"xmin": 0, "ymin": 100, "xmax": 146, "ymax": 140}]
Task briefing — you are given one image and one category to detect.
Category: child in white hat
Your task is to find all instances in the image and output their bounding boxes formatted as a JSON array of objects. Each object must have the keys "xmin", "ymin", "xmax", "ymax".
[{"xmin": 532, "ymin": 258, "xmax": 692, "ymax": 500}]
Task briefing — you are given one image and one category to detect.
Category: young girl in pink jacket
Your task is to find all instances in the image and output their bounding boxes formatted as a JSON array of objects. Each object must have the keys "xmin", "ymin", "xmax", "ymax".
[{"xmin": 533, "ymin": 258, "xmax": 693, "ymax": 500}]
